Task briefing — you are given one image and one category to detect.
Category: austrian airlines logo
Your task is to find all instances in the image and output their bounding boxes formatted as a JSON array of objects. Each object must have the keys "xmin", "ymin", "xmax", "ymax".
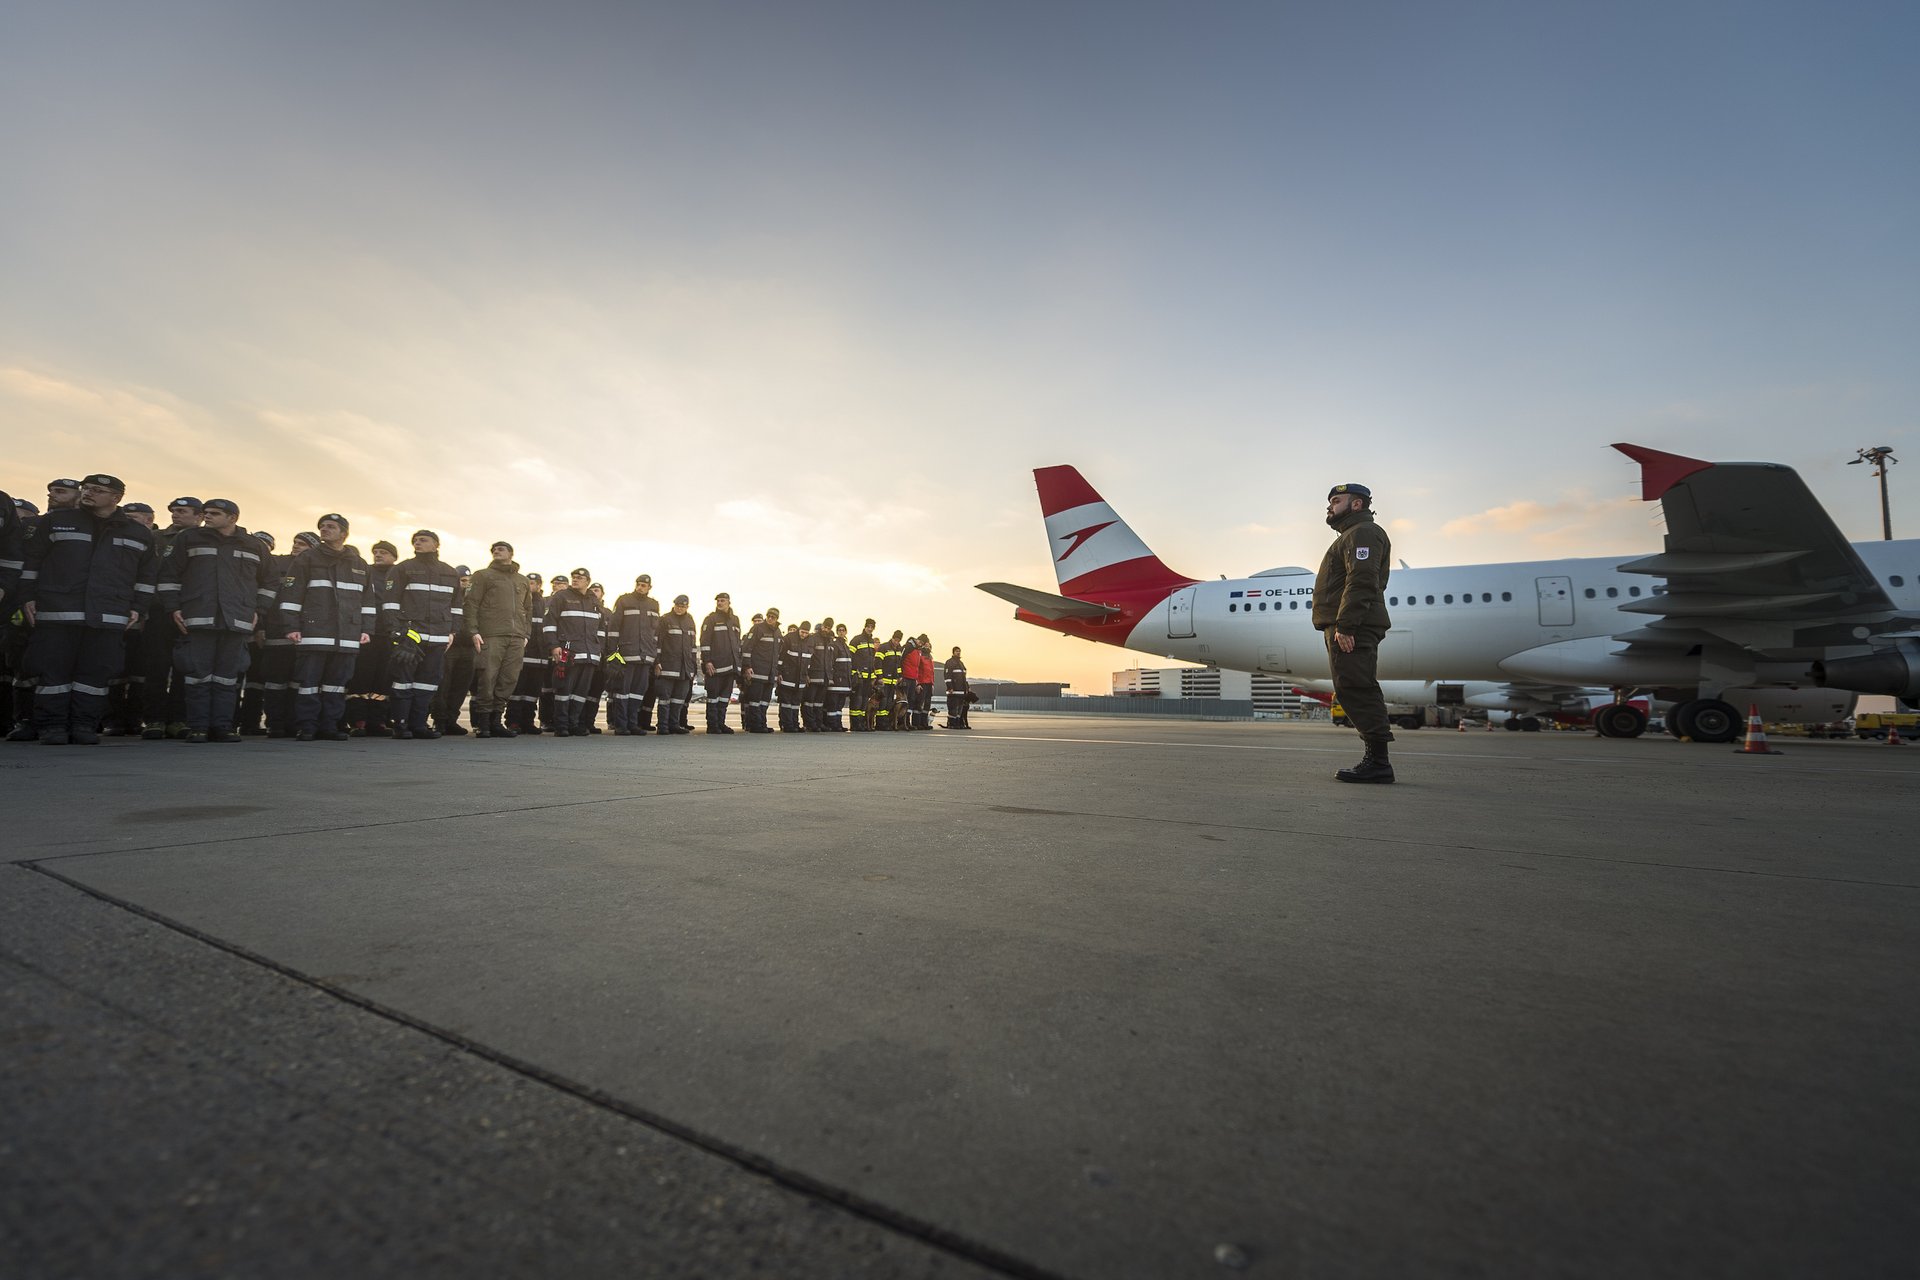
[{"xmin": 1056, "ymin": 520, "xmax": 1116, "ymax": 562}]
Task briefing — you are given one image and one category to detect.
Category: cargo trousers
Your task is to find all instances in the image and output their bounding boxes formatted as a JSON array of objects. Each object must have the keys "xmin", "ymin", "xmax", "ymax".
[
  {"xmin": 1324, "ymin": 626, "xmax": 1393, "ymax": 743},
  {"xmin": 472, "ymin": 634, "xmax": 526, "ymax": 717}
]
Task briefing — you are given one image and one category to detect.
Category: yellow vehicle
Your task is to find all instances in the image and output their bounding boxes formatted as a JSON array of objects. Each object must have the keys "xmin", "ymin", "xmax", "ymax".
[
  {"xmin": 1855, "ymin": 712, "xmax": 1920, "ymax": 741},
  {"xmin": 1330, "ymin": 701, "xmax": 1348, "ymax": 726}
]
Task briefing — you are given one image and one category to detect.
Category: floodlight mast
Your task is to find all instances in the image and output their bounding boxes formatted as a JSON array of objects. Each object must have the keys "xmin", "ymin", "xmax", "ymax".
[{"xmin": 1848, "ymin": 446, "xmax": 1898, "ymax": 540}]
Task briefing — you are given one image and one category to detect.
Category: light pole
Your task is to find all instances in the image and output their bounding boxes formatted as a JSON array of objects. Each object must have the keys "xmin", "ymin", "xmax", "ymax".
[{"xmin": 1848, "ymin": 446, "xmax": 1898, "ymax": 540}]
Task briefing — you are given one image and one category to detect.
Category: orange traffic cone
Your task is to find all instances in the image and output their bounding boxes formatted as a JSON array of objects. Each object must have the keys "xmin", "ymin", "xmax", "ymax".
[
  {"xmin": 1888, "ymin": 724, "xmax": 1904, "ymax": 746},
  {"xmin": 1733, "ymin": 704, "xmax": 1782, "ymax": 755}
]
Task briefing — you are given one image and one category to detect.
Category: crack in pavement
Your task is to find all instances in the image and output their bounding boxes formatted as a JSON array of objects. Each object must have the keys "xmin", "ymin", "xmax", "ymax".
[{"xmin": 14, "ymin": 861, "xmax": 1067, "ymax": 1280}]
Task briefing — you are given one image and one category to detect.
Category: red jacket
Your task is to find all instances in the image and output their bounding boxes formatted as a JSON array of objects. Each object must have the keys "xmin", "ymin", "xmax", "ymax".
[{"xmin": 906, "ymin": 646, "xmax": 934, "ymax": 685}]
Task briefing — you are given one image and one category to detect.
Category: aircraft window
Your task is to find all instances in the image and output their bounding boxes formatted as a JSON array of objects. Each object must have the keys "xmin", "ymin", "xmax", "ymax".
[
  {"xmin": 1443, "ymin": 594, "xmax": 1453, "ymax": 604},
  {"xmin": 1389, "ymin": 597, "xmax": 1398, "ymax": 606},
  {"xmin": 1501, "ymin": 591, "xmax": 1512, "ymax": 601},
  {"xmin": 1289, "ymin": 600, "xmax": 1298, "ymax": 609},
  {"xmin": 1584, "ymin": 588, "xmax": 1596, "ymax": 598},
  {"xmin": 1606, "ymin": 587, "xmax": 1619, "ymax": 598},
  {"xmin": 1229, "ymin": 603, "xmax": 1237, "ymax": 612},
  {"xmin": 1259, "ymin": 601, "xmax": 1268, "ymax": 611},
  {"xmin": 1629, "ymin": 586, "xmax": 1642, "ymax": 596},
  {"xmin": 1893, "ymin": 575, "xmax": 1906, "ymax": 587},
  {"xmin": 1425, "ymin": 595, "xmax": 1435, "ymax": 604},
  {"xmin": 1481, "ymin": 592, "xmax": 1492, "ymax": 602}
]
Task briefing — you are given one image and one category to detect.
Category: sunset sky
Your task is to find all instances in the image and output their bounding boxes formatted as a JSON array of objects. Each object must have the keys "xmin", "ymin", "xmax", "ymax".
[{"xmin": 5, "ymin": 2, "xmax": 1915, "ymax": 691}]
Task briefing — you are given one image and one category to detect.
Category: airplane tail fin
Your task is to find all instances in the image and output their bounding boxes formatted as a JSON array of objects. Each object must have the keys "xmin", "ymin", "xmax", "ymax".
[{"xmin": 1034, "ymin": 465, "xmax": 1193, "ymax": 598}]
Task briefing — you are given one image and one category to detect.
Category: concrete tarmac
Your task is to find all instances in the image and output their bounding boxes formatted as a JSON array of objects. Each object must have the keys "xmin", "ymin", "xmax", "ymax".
[{"xmin": 4, "ymin": 715, "xmax": 1916, "ymax": 1278}]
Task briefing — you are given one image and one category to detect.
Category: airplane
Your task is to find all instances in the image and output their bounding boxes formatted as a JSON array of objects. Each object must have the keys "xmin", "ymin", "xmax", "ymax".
[{"xmin": 976, "ymin": 445, "xmax": 1920, "ymax": 743}]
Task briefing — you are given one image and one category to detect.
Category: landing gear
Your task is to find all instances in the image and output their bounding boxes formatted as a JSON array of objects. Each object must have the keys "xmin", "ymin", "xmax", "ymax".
[
  {"xmin": 1503, "ymin": 716, "xmax": 1542, "ymax": 732},
  {"xmin": 1670, "ymin": 697, "xmax": 1741, "ymax": 744},
  {"xmin": 1592, "ymin": 703, "xmax": 1649, "ymax": 738}
]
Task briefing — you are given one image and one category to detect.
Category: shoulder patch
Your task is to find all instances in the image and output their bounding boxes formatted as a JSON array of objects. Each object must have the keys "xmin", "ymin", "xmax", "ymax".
[{"xmin": 1354, "ymin": 546, "xmax": 1370, "ymax": 560}]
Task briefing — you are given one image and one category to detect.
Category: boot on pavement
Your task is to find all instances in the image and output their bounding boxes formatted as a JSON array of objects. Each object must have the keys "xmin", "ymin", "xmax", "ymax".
[{"xmin": 1335, "ymin": 739, "xmax": 1395, "ymax": 784}]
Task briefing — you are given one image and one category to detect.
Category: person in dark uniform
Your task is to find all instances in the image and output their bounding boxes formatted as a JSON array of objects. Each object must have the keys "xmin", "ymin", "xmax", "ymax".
[
  {"xmin": 583, "ymin": 582, "xmax": 612, "ymax": 733},
  {"xmin": 0, "ymin": 494, "xmax": 26, "ymax": 618},
  {"xmin": 1314, "ymin": 482, "xmax": 1395, "ymax": 783},
  {"xmin": 802, "ymin": 616, "xmax": 831, "ymax": 732},
  {"xmin": 543, "ymin": 568, "xmax": 603, "ymax": 737},
  {"xmin": 16, "ymin": 474, "xmax": 159, "ymax": 745},
  {"xmin": 943, "ymin": 645, "xmax": 971, "ymax": 728},
  {"xmin": 776, "ymin": 620, "xmax": 805, "ymax": 732},
  {"xmin": 874, "ymin": 630, "xmax": 904, "ymax": 731},
  {"xmin": 135, "ymin": 496, "xmax": 206, "ymax": 738},
  {"xmin": 509, "ymin": 572, "xmax": 546, "ymax": 733},
  {"xmin": 847, "ymin": 619, "xmax": 877, "ymax": 731},
  {"xmin": 155, "ymin": 499, "xmax": 275, "ymax": 741},
  {"xmin": 699, "ymin": 592, "xmax": 743, "ymax": 734},
  {"xmin": 653, "ymin": 594, "xmax": 699, "ymax": 734},
  {"xmin": 258, "ymin": 531, "xmax": 316, "ymax": 736},
  {"xmin": 388, "ymin": 531, "xmax": 465, "ymax": 740},
  {"xmin": 235, "ymin": 529, "xmax": 276, "ymax": 734},
  {"xmin": 540, "ymin": 568, "xmax": 572, "ymax": 731},
  {"xmin": 348, "ymin": 539, "xmax": 399, "ymax": 736},
  {"xmin": 431, "ymin": 562, "xmax": 477, "ymax": 735},
  {"xmin": 627, "ymin": 574, "xmax": 663, "ymax": 733},
  {"xmin": 739, "ymin": 606, "xmax": 780, "ymax": 733},
  {"xmin": 281, "ymin": 514, "xmax": 374, "ymax": 741},
  {"xmin": 826, "ymin": 623, "xmax": 853, "ymax": 731},
  {"xmin": 104, "ymin": 501, "xmax": 155, "ymax": 735},
  {"xmin": 1, "ymin": 494, "xmax": 33, "ymax": 741}
]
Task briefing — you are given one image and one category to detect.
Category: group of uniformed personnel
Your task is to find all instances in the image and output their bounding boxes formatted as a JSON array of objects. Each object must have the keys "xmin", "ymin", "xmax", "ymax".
[{"xmin": 1, "ymin": 477, "xmax": 974, "ymax": 745}]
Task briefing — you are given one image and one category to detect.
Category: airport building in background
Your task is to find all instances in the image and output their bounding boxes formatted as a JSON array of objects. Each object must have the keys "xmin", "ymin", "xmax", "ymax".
[{"xmin": 1112, "ymin": 667, "xmax": 1310, "ymax": 717}]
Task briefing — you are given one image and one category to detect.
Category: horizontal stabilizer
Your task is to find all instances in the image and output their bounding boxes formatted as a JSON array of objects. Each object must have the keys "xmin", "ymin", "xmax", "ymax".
[{"xmin": 975, "ymin": 582, "xmax": 1124, "ymax": 621}]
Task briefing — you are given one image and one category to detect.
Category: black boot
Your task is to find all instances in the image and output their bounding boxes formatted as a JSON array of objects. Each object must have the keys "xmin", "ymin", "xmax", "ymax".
[
  {"xmin": 491, "ymin": 709, "xmax": 517, "ymax": 738},
  {"xmin": 1335, "ymin": 740, "xmax": 1395, "ymax": 784}
]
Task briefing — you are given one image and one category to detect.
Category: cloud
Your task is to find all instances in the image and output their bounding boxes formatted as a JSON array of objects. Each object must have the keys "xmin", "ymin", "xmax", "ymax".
[{"xmin": 1439, "ymin": 492, "xmax": 1654, "ymax": 552}]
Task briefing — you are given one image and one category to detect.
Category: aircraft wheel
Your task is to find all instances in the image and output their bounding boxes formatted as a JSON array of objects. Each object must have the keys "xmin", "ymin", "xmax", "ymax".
[
  {"xmin": 1503, "ymin": 719, "xmax": 1521, "ymax": 732},
  {"xmin": 1518, "ymin": 716, "xmax": 1542, "ymax": 733},
  {"xmin": 1673, "ymin": 697, "xmax": 1741, "ymax": 744},
  {"xmin": 1593, "ymin": 703, "xmax": 1649, "ymax": 739}
]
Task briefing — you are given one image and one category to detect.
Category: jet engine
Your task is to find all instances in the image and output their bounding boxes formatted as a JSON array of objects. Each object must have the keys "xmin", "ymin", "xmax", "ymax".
[{"xmin": 1811, "ymin": 644, "xmax": 1920, "ymax": 701}]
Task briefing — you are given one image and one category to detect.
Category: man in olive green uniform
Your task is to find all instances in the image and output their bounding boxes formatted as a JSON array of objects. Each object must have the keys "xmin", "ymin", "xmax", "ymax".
[
  {"xmin": 465, "ymin": 541, "xmax": 532, "ymax": 738},
  {"xmin": 1313, "ymin": 482, "xmax": 1395, "ymax": 783}
]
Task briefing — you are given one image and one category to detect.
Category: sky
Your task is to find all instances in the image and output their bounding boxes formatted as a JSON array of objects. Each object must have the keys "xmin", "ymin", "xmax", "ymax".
[{"xmin": 4, "ymin": 1, "xmax": 1916, "ymax": 692}]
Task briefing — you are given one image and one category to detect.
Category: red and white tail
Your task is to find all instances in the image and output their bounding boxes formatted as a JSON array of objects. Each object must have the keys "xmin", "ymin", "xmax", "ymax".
[{"xmin": 1034, "ymin": 465, "xmax": 1191, "ymax": 598}]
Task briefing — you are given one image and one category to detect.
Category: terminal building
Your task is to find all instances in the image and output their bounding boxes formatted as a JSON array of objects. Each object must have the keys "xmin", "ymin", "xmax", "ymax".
[{"xmin": 1112, "ymin": 667, "xmax": 1312, "ymax": 718}]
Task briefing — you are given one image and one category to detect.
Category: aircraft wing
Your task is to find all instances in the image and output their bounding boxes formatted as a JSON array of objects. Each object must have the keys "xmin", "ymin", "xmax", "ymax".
[
  {"xmin": 1610, "ymin": 444, "xmax": 1905, "ymax": 652},
  {"xmin": 975, "ymin": 581, "xmax": 1125, "ymax": 621}
]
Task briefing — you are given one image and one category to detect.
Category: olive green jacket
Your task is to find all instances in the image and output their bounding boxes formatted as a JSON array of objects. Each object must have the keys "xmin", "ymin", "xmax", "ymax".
[
  {"xmin": 463, "ymin": 560, "xmax": 533, "ymax": 638},
  {"xmin": 1312, "ymin": 510, "xmax": 1392, "ymax": 634}
]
